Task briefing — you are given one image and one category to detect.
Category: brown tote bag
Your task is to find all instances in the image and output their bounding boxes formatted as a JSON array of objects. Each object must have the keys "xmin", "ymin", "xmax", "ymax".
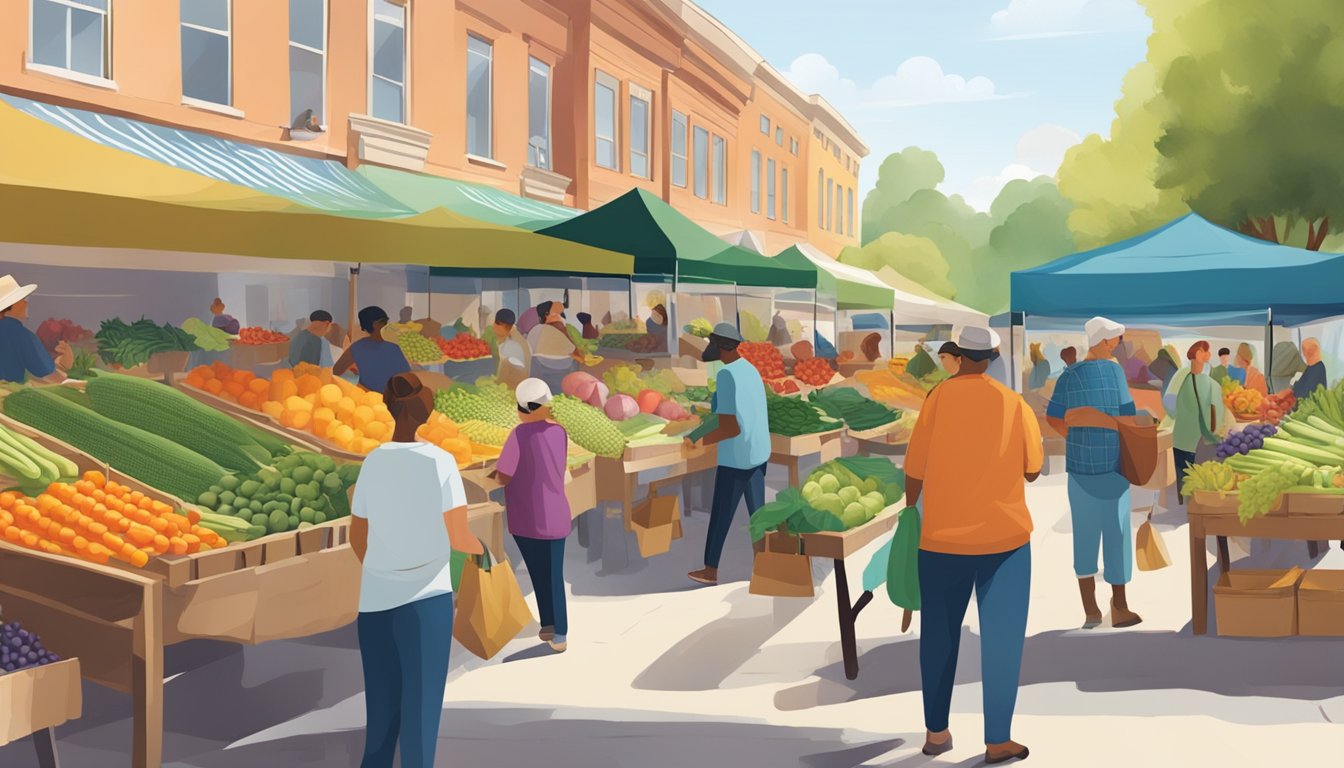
[{"xmin": 1064, "ymin": 407, "xmax": 1160, "ymax": 486}]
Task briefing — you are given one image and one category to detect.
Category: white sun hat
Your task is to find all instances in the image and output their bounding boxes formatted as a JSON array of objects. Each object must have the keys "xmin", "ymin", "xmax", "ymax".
[
  {"xmin": 956, "ymin": 325, "xmax": 1001, "ymax": 352},
  {"xmin": 1085, "ymin": 316, "xmax": 1126, "ymax": 348},
  {"xmin": 515, "ymin": 377, "xmax": 554, "ymax": 411},
  {"xmin": 0, "ymin": 275, "xmax": 37, "ymax": 313}
]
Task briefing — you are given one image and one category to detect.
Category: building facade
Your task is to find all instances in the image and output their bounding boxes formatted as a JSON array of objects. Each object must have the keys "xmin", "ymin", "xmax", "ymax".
[{"xmin": 0, "ymin": 0, "xmax": 865, "ymax": 255}]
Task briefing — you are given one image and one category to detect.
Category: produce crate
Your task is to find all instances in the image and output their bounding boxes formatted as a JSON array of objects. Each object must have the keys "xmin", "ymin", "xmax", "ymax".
[
  {"xmin": 1286, "ymin": 491, "xmax": 1344, "ymax": 516},
  {"xmin": 752, "ymin": 503, "xmax": 903, "ymax": 561},
  {"xmin": 0, "ymin": 657, "xmax": 82, "ymax": 747},
  {"xmin": 145, "ymin": 350, "xmax": 190, "ymax": 376},
  {"xmin": 231, "ymin": 340, "xmax": 289, "ymax": 368},
  {"xmin": 1297, "ymin": 570, "xmax": 1344, "ymax": 637},
  {"xmin": 1213, "ymin": 568, "xmax": 1301, "ymax": 637},
  {"xmin": 770, "ymin": 428, "xmax": 844, "ymax": 458},
  {"xmin": 1191, "ymin": 491, "xmax": 1240, "ymax": 513}
]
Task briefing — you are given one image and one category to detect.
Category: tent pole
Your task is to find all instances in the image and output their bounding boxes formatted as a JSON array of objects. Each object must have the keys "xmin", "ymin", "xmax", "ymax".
[
  {"xmin": 347, "ymin": 264, "xmax": 360, "ymax": 343},
  {"xmin": 1265, "ymin": 307, "xmax": 1273, "ymax": 384}
]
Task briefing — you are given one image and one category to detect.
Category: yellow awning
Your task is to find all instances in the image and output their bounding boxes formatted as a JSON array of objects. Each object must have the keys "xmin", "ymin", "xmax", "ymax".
[{"xmin": 0, "ymin": 98, "xmax": 634, "ymax": 275}]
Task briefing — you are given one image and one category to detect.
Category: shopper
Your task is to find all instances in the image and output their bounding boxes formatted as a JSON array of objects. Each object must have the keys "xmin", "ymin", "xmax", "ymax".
[
  {"xmin": 1060, "ymin": 346, "xmax": 1078, "ymax": 369},
  {"xmin": 647, "ymin": 304, "xmax": 671, "ymax": 351},
  {"xmin": 1210, "ymin": 348, "xmax": 1231, "ymax": 384},
  {"xmin": 1236, "ymin": 343, "xmax": 1268, "ymax": 396},
  {"xmin": 0, "ymin": 275, "xmax": 72, "ymax": 383},
  {"xmin": 527, "ymin": 300, "xmax": 584, "ymax": 394},
  {"xmin": 1027, "ymin": 342, "xmax": 1051, "ymax": 390},
  {"xmin": 577, "ymin": 312, "xmax": 600, "ymax": 340},
  {"xmin": 1291, "ymin": 338, "xmax": 1328, "ymax": 400},
  {"xmin": 1165, "ymin": 341, "xmax": 1225, "ymax": 505},
  {"xmin": 489, "ymin": 309, "xmax": 531, "ymax": 388},
  {"xmin": 907, "ymin": 341, "xmax": 937, "ymax": 380},
  {"xmin": 688, "ymin": 323, "xmax": 770, "ymax": 586},
  {"xmin": 1148, "ymin": 347, "xmax": 1179, "ymax": 393},
  {"xmin": 350, "ymin": 372, "xmax": 482, "ymax": 768},
  {"xmin": 1046, "ymin": 316, "xmax": 1143, "ymax": 630},
  {"xmin": 496, "ymin": 378, "xmax": 571, "ymax": 653},
  {"xmin": 210, "ymin": 297, "xmax": 240, "ymax": 335},
  {"xmin": 937, "ymin": 341, "xmax": 962, "ymax": 378},
  {"xmin": 334, "ymin": 306, "xmax": 412, "ymax": 395},
  {"xmin": 1269, "ymin": 341, "xmax": 1307, "ymax": 393},
  {"xmin": 288, "ymin": 310, "xmax": 333, "ymax": 367},
  {"xmin": 906, "ymin": 325, "xmax": 1039, "ymax": 765}
]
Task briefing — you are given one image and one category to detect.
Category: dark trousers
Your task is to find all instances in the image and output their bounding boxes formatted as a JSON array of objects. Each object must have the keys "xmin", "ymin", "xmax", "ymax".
[
  {"xmin": 919, "ymin": 545, "xmax": 1031, "ymax": 745},
  {"xmin": 357, "ymin": 593, "xmax": 455, "ymax": 768},
  {"xmin": 514, "ymin": 535, "xmax": 568, "ymax": 636},
  {"xmin": 1174, "ymin": 448, "xmax": 1197, "ymax": 503},
  {"xmin": 704, "ymin": 463, "xmax": 767, "ymax": 568}
]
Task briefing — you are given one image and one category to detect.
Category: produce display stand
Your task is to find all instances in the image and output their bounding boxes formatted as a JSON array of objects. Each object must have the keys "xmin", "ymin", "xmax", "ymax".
[
  {"xmin": 0, "ymin": 657, "xmax": 82, "ymax": 768},
  {"xmin": 769, "ymin": 428, "xmax": 844, "ymax": 487},
  {"xmin": 1188, "ymin": 494, "xmax": 1344, "ymax": 635},
  {"xmin": 230, "ymin": 340, "xmax": 289, "ymax": 369},
  {"xmin": 752, "ymin": 503, "xmax": 902, "ymax": 680},
  {"xmin": 596, "ymin": 443, "xmax": 718, "ymax": 533},
  {"xmin": 844, "ymin": 423, "xmax": 913, "ymax": 459}
]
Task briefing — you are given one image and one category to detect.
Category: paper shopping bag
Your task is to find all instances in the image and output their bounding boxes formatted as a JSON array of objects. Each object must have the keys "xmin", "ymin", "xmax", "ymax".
[
  {"xmin": 632, "ymin": 493, "xmax": 681, "ymax": 558},
  {"xmin": 750, "ymin": 533, "xmax": 814, "ymax": 597},
  {"xmin": 453, "ymin": 549, "xmax": 534, "ymax": 660},
  {"xmin": 1135, "ymin": 516, "xmax": 1171, "ymax": 571}
]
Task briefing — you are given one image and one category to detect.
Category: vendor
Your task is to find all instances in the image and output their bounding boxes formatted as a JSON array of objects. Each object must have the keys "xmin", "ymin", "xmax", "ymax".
[
  {"xmin": 767, "ymin": 311, "xmax": 790, "ymax": 347},
  {"xmin": 210, "ymin": 297, "xmax": 241, "ymax": 335},
  {"xmin": 1027, "ymin": 343, "xmax": 1051, "ymax": 390},
  {"xmin": 577, "ymin": 312, "xmax": 600, "ymax": 340},
  {"xmin": 527, "ymin": 301, "xmax": 584, "ymax": 394},
  {"xmin": 289, "ymin": 310, "xmax": 333, "ymax": 367},
  {"xmin": 0, "ymin": 275, "xmax": 72, "ymax": 383},
  {"xmin": 1290, "ymin": 338, "xmax": 1328, "ymax": 400},
  {"xmin": 334, "ymin": 306, "xmax": 412, "ymax": 394},
  {"xmin": 646, "ymin": 304, "xmax": 669, "ymax": 351},
  {"xmin": 490, "ymin": 309, "xmax": 531, "ymax": 388},
  {"xmin": 1236, "ymin": 343, "xmax": 1268, "ymax": 396}
]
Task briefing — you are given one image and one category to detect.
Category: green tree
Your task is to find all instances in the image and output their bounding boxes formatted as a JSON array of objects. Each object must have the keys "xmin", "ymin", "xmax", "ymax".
[
  {"xmin": 839, "ymin": 233, "xmax": 957, "ymax": 299},
  {"xmin": 861, "ymin": 147, "xmax": 946, "ymax": 242}
]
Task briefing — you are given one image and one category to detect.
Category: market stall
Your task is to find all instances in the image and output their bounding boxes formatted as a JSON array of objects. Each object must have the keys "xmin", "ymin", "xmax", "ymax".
[
  {"xmin": 0, "ymin": 639, "xmax": 80, "ymax": 768},
  {"xmin": 773, "ymin": 244, "xmax": 899, "ymax": 371}
]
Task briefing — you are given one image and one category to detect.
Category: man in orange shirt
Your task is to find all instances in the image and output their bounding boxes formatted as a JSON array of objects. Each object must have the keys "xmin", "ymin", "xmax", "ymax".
[{"xmin": 906, "ymin": 326, "xmax": 1041, "ymax": 765}]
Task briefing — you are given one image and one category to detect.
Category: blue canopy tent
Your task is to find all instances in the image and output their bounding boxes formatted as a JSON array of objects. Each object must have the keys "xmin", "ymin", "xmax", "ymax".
[{"xmin": 1011, "ymin": 214, "xmax": 1344, "ymax": 384}]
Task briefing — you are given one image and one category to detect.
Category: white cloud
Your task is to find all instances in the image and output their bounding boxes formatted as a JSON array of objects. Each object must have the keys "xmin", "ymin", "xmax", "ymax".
[
  {"xmin": 990, "ymin": 0, "xmax": 1149, "ymax": 40},
  {"xmin": 783, "ymin": 54, "xmax": 1017, "ymax": 110},
  {"xmin": 959, "ymin": 124, "xmax": 1081, "ymax": 211}
]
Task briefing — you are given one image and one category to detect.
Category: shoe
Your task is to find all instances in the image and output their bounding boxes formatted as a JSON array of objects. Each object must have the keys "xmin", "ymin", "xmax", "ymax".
[
  {"xmin": 1111, "ymin": 607, "xmax": 1144, "ymax": 628},
  {"xmin": 688, "ymin": 568, "xmax": 718, "ymax": 586},
  {"xmin": 548, "ymin": 635, "xmax": 567, "ymax": 653},
  {"xmin": 1082, "ymin": 614, "xmax": 1103, "ymax": 629},
  {"xmin": 985, "ymin": 740, "xmax": 1029, "ymax": 764},
  {"xmin": 539, "ymin": 625, "xmax": 555, "ymax": 642},
  {"xmin": 922, "ymin": 732, "xmax": 953, "ymax": 756}
]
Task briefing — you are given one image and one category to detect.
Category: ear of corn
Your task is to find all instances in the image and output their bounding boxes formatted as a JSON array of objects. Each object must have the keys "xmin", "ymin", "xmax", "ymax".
[
  {"xmin": 85, "ymin": 373, "xmax": 270, "ymax": 471},
  {"xmin": 3, "ymin": 387, "xmax": 227, "ymax": 501}
]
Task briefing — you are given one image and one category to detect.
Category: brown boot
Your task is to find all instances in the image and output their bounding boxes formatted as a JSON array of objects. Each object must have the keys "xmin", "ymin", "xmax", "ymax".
[
  {"xmin": 688, "ymin": 567, "xmax": 718, "ymax": 585},
  {"xmin": 1111, "ymin": 584, "xmax": 1143, "ymax": 628},
  {"xmin": 986, "ymin": 740, "xmax": 1030, "ymax": 763},
  {"xmin": 922, "ymin": 730, "xmax": 953, "ymax": 756},
  {"xmin": 1078, "ymin": 577, "xmax": 1103, "ymax": 629}
]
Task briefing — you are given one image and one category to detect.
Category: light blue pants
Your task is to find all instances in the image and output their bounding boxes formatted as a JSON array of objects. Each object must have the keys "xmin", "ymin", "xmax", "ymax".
[{"xmin": 1068, "ymin": 472, "xmax": 1132, "ymax": 585}]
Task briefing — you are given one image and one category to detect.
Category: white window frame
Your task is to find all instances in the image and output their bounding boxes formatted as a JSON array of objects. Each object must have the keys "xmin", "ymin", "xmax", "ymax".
[
  {"xmin": 527, "ymin": 56, "xmax": 551, "ymax": 169},
  {"xmin": 790, "ymin": 138, "xmax": 798, "ymax": 156},
  {"xmin": 766, "ymin": 158, "xmax": 776, "ymax": 220},
  {"xmin": 759, "ymin": 114, "xmax": 770, "ymax": 135},
  {"xmin": 712, "ymin": 134, "xmax": 726, "ymax": 205},
  {"xmin": 750, "ymin": 149, "xmax": 761, "ymax": 215},
  {"xmin": 692, "ymin": 125, "xmax": 709, "ymax": 200},
  {"xmin": 28, "ymin": 0, "xmax": 113, "ymax": 85},
  {"xmin": 628, "ymin": 83, "xmax": 652, "ymax": 180},
  {"xmin": 671, "ymin": 110, "xmax": 688, "ymax": 189},
  {"xmin": 465, "ymin": 33, "xmax": 493, "ymax": 158},
  {"xmin": 368, "ymin": 0, "xmax": 408, "ymax": 124},
  {"xmin": 181, "ymin": 0, "xmax": 232, "ymax": 108},
  {"xmin": 594, "ymin": 70, "xmax": 619, "ymax": 171},
  {"xmin": 775, "ymin": 126, "xmax": 783, "ymax": 146},
  {"xmin": 781, "ymin": 167, "xmax": 789, "ymax": 224},
  {"xmin": 288, "ymin": 0, "xmax": 327, "ymax": 127}
]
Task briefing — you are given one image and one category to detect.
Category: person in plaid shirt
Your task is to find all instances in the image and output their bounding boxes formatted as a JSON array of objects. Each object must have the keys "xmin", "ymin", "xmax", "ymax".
[{"xmin": 1046, "ymin": 317, "xmax": 1143, "ymax": 630}]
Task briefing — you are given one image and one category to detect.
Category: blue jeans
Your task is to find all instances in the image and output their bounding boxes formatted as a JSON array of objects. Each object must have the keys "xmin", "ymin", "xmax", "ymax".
[
  {"xmin": 704, "ymin": 463, "xmax": 767, "ymax": 568},
  {"xmin": 1068, "ymin": 472, "xmax": 1132, "ymax": 585},
  {"xmin": 514, "ymin": 535, "xmax": 567, "ymax": 636},
  {"xmin": 357, "ymin": 593, "xmax": 455, "ymax": 768},
  {"xmin": 919, "ymin": 545, "xmax": 1031, "ymax": 745}
]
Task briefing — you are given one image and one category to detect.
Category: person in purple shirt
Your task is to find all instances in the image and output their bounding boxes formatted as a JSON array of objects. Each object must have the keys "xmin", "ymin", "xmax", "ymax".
[
  {"xmin": 494, "ymin": 378, "xmax": 571, "ymax": 653},
  {"xmin": 210, "ymin": 297, "xmax": 241, "ymax": 335}
]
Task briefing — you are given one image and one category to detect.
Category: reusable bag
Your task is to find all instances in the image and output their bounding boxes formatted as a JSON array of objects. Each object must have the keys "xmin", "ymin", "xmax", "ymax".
[
  {"xmin": 750, "ymin": 532, "xmax": 814, "ymax": 597},
  {"xmin": 453, "ymin": 546, "xmax": 534, "ymax": 660},
  {"xmin": 1135, "ymin": 512, "xmax": 1171, "ymax": 571},
  {"xmin": 1065, "ymin": 407, "xmax": 1159, "ymax": 486},
  {"xmin": 886, "ymin": 506, "xmax": 921, "ymax": 612}
]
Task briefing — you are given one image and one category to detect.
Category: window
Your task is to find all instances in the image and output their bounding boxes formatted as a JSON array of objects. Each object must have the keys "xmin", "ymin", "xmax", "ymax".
[
  {"xmin": 693, "ymin": 126, "xmax": 709, "ymax": 199},
  {"xmin": 833, "ymin": 144, "xmax": 841, "ymax": 161},
  {"xmin": 781, "ymin": 168, "xmax": 789, "ymax": 223},
  {"xmin": 370, "ymin": 0, "xmax": 406, "ymax": 123},
  {"xmin": 775, "ymin": 126, "xmax": 783, "ymax": 146},
  {"xmin": 766, "ymin": 158, "xmax": 776, "ymax": 220},
  {"xmin": 30, "ymin": 0, "xmax": 110, "ymax": 79},
  {"xmin": 527, "ymin": 57, "xmax": 551, "ymax": 169},
  {"xmin": 671, "ymin": 111, "xmax": 688, "ymax": 188},
  {"xmin": 594, "ymin": 71, "xmax": 618, "ymax": 170},
  {"xmin": 847, "ymin": 188, "xmax": 855, "ymax": 236},
  {"xmin": 760, "ymin": 115, "xmax": 770, "ymax": 135},
  {"xmin": 288, "ymin": 0, "xmax": 325, "ymax": 126},
  {"xmin": 465, "ymin": 34, "xmax": 492, "ymax": 157},
  {"xmin": 750, "ymin": 150, "xmax": 761, "ymax": 214},
  {"xmin": 826, "ymin": 176, "xmax": 834, "ymax": 231},
  {"xmin": 817, "ymin": 169, "xmax": 825, "ymax": 228},
  {"xmin": 790, "ymin": 138, "xmax": 799, "ymax": 156},
  {"xmin": 181, "ymin": 0, "xmax": 231, "ymax": 106},
  {"xmin": 629, "ymin": 85, "xmax": 651, "ymax": 179},
  {"xmin": 712, "ymin": 135, "xmax": 726, "ymax": 204}
]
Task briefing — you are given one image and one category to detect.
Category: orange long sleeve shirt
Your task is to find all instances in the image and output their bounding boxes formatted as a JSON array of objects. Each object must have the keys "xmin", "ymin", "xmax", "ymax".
[{"xmin": 905, "ymin": 374, "xmax": 1043, "ymax": 555}]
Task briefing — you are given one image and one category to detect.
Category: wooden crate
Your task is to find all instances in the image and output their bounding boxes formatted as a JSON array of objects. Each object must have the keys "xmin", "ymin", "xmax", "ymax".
[
  {"xmin": 1286, "ymin": 492, "xmax": 1344, "ymax": 516},
  {"xmin": 770, "ymin": 428, "xmax": 844, "ymax": 458},
  {"xmin": 751, "ymin": 502, "xmax": 903, "ymax": 561},
  {"xmin": 0, "ymin": 658, "xmax": 83, "ymax": 747}
]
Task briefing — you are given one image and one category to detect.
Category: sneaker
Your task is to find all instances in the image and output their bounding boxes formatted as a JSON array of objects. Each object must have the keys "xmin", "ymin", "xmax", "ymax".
[
  {"xmin": 548, "ymin": 635, "xmax": 567, "ymax": 653},
  {"xmin": 539, "ymin": 625, "xmax": 555, "ymax": 642},
  {"xmin": 688, "ymin": 567, "xmax": 718, "ymax": 586},
  {"xmin": 985, "ymin": 740, "xmax": 1029, "ymax": 764},
  {"xmin": 922, "ymin": 732, "xmax": 953, "ymax": 756}
]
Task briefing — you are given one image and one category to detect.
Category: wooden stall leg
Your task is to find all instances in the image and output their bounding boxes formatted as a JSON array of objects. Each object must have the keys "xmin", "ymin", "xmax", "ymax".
[
  {"xmin": 577, "ymin": 510, "xmax": 590, "ymax": 549},
  {"xmin": 1307, "ymin": 541, "xmax": 1322, "ymax": 559},
  {"xmin": 622, "ymin": 473, "xmax": 637, "ymax": 532},
  {"xmin": 32, "ymin": 727, "xmax": 60, "ymax": 768},
  {"xmin": 788, "ymin": 459, "xmax": 800, "ymax": 489},
  {"xmin": 834, "ymin": 559, "xmax": 866, "ymax": 680},
  {"xmin": 1216, "ymin": 536, "xmax": 1231, "ymax": 573},
  {"xmin": 1190, "ymin": 519, "xmax": 1209, "ymax": 636},
  {"xmin": 681, "ymin": 476, "xmax": 694, "ymax": 516},
  {"xmin": 132, "ymin": 580, "xmax": 164, "ymax": 768}
]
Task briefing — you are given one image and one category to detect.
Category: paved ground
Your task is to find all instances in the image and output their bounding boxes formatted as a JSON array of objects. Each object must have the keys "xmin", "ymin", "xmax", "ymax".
[{"xmin": 4, "ymin": 465, "xmax": 1343, "ymax": 767}]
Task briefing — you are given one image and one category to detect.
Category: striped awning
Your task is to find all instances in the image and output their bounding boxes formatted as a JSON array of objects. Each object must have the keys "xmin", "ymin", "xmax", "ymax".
[
  {"xmin": 356, "ymin": 165, "xmax": 576, "ymax": 230},
  {"xmin": 1, "ymin": 94, "xmax": 412, "ymax": 217}
]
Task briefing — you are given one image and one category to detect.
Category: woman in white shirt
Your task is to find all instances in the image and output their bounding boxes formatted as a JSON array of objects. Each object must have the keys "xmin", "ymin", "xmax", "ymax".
[{"xmin": 351, "ymin": 372, "xmax": 482, "ymax": 768}]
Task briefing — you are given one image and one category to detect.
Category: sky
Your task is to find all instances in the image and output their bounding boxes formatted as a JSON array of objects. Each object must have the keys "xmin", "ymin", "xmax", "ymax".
[{"xmin": 694, "ymin": 0, "xmax": 1153, "ymax": 210}]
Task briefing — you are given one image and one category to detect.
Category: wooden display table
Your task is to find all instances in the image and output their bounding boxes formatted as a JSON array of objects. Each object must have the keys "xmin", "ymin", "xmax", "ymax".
[
  {"xmin": 1188, "ymin": 496, "xmax": 1344, "ymax": 635},
  {"xmin": 595, "ymin": 444, "xmax": 718, "ymax": 532},
  {"xmin": 0, "ymin": 657, "xmax": 82, "ymax": 768},
  {"xmin": 753, "ymin": 502, "xmax": 902, "ymax": 680},
  {"xmin": 845, "ymin": 423, "xmax": 912, "ymax": 459},
  {"xmin": 769, "ymin": 429, "xmax": 845, "ymax": 487}
]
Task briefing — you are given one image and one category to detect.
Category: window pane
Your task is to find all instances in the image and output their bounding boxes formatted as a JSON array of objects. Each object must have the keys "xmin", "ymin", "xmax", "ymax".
[
  {"xmin": 671, "ymin": 112, "xmax": 687, "ymax": 188},
  {"xmin": 69, "ymin": 7, "xmax": 105, "ymax": 76},
  {"xmin": 760, "ymin": 115, "xmax": 769, "ymax": 134},
  {"xmin": 31, "ymin": 0, "xmax": 67, "ymax": 69},
  {"xmin": 181, "ymin": 27, "xmax": 230, "ymax": 104},
  {"xmin": 766, "ymin": 158, "xmax": 776, "ymax": 220},
  {"xmin": 712, "ymin": 136, "xmax": 725, "ymax": 204},
  {"xmin": 372, "ymin": 78, "xmax": 404, "ymax": 123},
  {"xmin": 848, "ymin": 188, "xmax": 855, "ymax": 236},
  {"xmin": 182, "ymin": 0, "xmax": 228, "ymax": 31},
  {"xmin": 373, "ymin": 20, "xmax": 405, "ymax": 82},
  {"xmin": 373, "ymin": 0, "xmax": 404, "ymax": 23},
  {"xmin": 528, "ymin": 58, "xmax": 550, "ymax": 169},
  {"xmin": 289, "ymin": 0, "xmax": 325, "ymax": 50},
  {"xmin": 818, "ymin": 170, "xmax": 825, "ymax": 228},
  {"xmin": 595, "ymin": 81, "xmax": 616, "ymax": 170},
  {"xmin": 630, "ymin": 96, "xmax": 648, "ymax": 178},
  {"xmin": 77, "ymin": 0, "xmax": 108, "ymax": 9},
  {"xmin": 827, "ymin": 178, "xmax": 834, "ymax": 231},
  {"xmin": 781, "ymin": 169, "xmax": 789, "ymax": 223},
  {"xmin": 289, "ymin": 46, "xmax": 323, "ymax": 123},
  {"xmin": 750, "ymin": 150, "xmax": 760, "ymax": 214},
  {"xmin": 693, "ymin": 127, "xmax": 708, "ymax": 199},
  {"xmin": 466, "ymin": 37, "xmax": 492, "ymax": 157},
  {"xmin": 596, "ymin": 138, "xmax": 616, "ymax": 170},
  {"xmin": 775, "ymin": 126, "xmax": 783, "ymax": 146}
]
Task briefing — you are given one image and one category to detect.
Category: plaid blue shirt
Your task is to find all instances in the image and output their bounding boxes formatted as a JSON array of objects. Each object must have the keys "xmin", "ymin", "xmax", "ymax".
[{"xmin": 1047, "ymin": 360, "xmax": 1136, "ymax": 476}]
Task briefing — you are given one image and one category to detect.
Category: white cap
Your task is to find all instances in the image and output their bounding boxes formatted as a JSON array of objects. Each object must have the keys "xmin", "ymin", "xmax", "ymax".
[
  {"xmin": 0, "ymin": 275, "xmax": 37, "ymax": 313},
  {"xmin": 515, "ymin": 378, "xmax": 553, "ymax": 410},
  {"xmin": 1085, "ymin": 316, "xmax": 1125, "ymax": 348},
  {"xmin": 956, "ymin": 326, "xmax": 1001, "ymax": 352}
]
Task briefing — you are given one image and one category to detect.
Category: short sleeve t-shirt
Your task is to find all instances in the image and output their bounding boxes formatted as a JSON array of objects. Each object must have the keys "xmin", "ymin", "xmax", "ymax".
[
  {"xmin": 715, "ymin": 358, "xmax": 770, "ymax": 469},
  {"xmin": 352, "ymin": 442, "xmax": 467, "ymax": 613},
  {"xmin": 497, "ymin": 421, "xmax": 571, "ymax": 540},
  {"xmin": 349, "ymin": 338, "xmax": 411, "ymax": 395},
  {"xmin": 0, "ymin": 317, "xmax": 56, "ymax": 383}
]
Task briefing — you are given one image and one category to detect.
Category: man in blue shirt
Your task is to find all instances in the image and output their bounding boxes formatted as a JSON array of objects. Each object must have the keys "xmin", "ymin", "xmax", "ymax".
[
  {"xmin": 688, "ymin": 323, "xmax": 770, "ymax": 586},
  {"xmin": 0, "ymin": 275, "xmax": 71, "ymax": 384}
]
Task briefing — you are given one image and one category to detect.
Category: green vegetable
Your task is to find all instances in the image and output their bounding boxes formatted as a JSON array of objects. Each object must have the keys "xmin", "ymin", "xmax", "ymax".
[
  {"xmin": 94, "ymin": 317, "xmax": 198, "ymax": 368},
  {"xmin": 181, "ymin": 317, "xmax": 233, "ymax": 351},
  {"xmin": 808, "ymin": 387, "xmax": 901, "ymax": 432},
  {"xmin": 550, "ymin": 395, "xmax": 627, "ymax": 458},
  {"xmin": 766, "ymin": 392, "xmax": 838, "ymax": 437}
]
